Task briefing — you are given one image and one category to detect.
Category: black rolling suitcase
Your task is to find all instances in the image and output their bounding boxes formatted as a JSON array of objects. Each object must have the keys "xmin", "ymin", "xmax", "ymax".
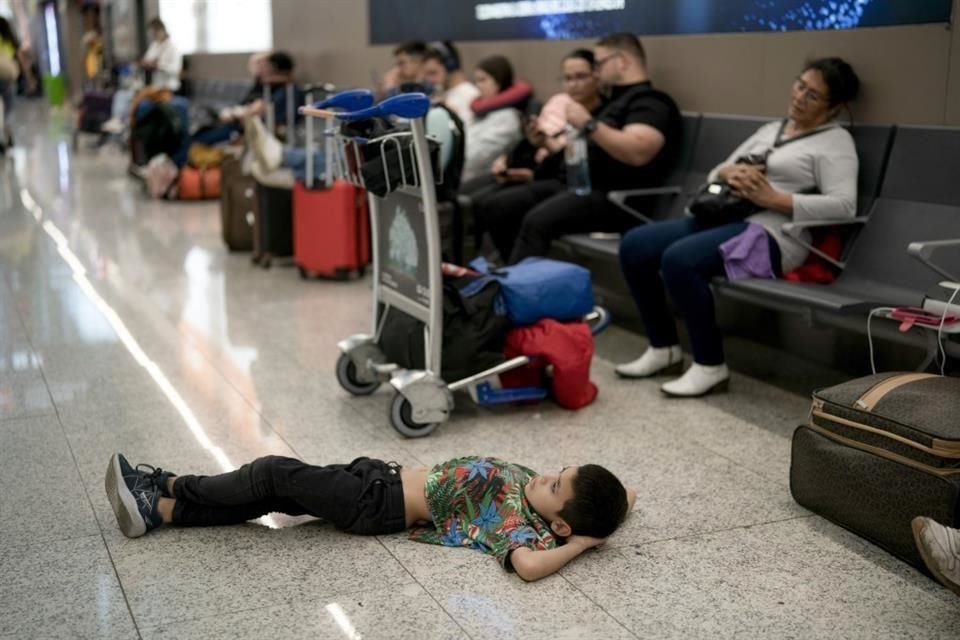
[
  {"xmin": 253, "ymin": 183, "xmax": 294, "ymax": 267},
  {"xmin": 251, "ymin": 83, "xmax": 298, "ymax": 268},
  {"xmin": 790, "ymin": 372, "xmax": 960, "ymax": 572}
]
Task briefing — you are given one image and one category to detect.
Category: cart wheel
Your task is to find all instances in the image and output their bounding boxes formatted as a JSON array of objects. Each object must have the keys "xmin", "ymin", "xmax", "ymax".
[
  {"xmin": 298, "ymin": 266, "xmax": 308, "ymax": 280},
  {"xmin": 389, "ymin": 392, "xmax": 439, "ymax": 438},
  {"xmin": 335, "ymin": 352, "xmax": 381, "ymax": 396}
]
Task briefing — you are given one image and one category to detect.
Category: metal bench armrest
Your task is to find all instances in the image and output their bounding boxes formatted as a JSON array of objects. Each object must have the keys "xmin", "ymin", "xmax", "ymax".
[
  {"xmin": 607, "ymin": 186, "xmax": 684, "ymax": 223},
  {"xmin": 780, "ymin": 218, "xmax": 867, "ymax": 271},
  {"xmin": 908, "ymin": 239, "xmax": 960, "ymax": 282}
]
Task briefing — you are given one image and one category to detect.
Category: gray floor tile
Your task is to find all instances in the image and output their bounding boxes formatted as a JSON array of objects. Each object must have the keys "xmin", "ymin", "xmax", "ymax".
[
  {"xmin": 562, "ymin": 517, "xmax": 959, "ymax": 639},
  {"xmin": 138, "ymin": 582, "xmax": 466, "ymax": 640},
  {"xmin": 0, "ymin": 366, "xmax": 55, "ymax": 420},
  {"xmin": 110, "ymin": 524, "xmax": 413, "ymax": 629},
  {"xmin": 0, "ymin": 535, "xmax": 138, "ymax": 638},
  {"xmin": 380, "ymin": 535, "xmax": 637, "ymax": 640},
  {"xmin": 0, "ymin": 415, "xmax": 100, "ymax": 545}
]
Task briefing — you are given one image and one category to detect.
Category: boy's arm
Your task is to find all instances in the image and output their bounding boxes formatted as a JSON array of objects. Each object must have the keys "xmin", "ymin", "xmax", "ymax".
[{"xmin": 510, "ymin": 536, "xmax": 605, "ymax": 582}]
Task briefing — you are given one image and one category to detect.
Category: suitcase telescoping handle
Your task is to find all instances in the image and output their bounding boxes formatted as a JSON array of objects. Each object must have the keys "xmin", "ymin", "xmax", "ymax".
[
  {"xmin": 262, "ymin": 83, "xmax": 275, "ymax": 134},
  {"xmin": 302, "ymin": 85, "xmax": 344, "ymax": 189}
]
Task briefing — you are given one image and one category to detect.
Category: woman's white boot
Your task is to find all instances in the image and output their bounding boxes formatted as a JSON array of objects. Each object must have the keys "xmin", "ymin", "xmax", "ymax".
[
  {"xmin": 615, "ymin": 346, "xmax": 684, "ymax": 378},
  {"xmin": 661, "ymin": 363, "xmax": 730, "ymax": 398}
]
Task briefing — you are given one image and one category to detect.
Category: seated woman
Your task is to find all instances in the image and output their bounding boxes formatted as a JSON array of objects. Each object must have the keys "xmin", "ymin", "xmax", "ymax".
[
  {"xmin": 615, "ymin": 57, "xmax": 860, "ymax": 397},
  {"xmin": 461, "ymin": 55, "xmax": 526, "ymax": 184},
  {"xmin": 471, "ymin": 49, "xmax": 602, "ymax": 262}
]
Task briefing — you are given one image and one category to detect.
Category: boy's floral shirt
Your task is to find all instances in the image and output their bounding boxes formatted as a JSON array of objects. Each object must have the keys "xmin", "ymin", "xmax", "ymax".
[{"xmin": 409, "ymin": 457, "xmax": 558, "ymax": 568}]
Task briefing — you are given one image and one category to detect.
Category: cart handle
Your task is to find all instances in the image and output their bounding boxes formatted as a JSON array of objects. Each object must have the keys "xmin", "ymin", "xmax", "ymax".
[
  {"xmin": 299, "ymin": 89, "xmax": 375, "ymax": 118},
  {"xmin": 305, "ymin": 92, "xmax": 431, "ymax": 122}
]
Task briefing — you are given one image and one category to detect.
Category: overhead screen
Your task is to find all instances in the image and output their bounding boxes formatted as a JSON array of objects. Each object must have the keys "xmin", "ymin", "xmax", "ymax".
[{"xmin": 369, "ymin": 0, "xmax": 953, "ymax": 43}]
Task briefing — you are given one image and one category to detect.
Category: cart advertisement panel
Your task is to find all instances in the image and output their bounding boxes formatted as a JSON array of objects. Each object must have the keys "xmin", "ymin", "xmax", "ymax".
[{"xmin": 378, "ymin": 190, "xmax": 431, "ymax": 308}]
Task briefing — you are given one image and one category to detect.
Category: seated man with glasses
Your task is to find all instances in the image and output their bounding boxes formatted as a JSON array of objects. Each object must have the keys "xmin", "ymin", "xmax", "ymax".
[{"xmin": 501, "ymin": 32, "xmax": 683, "ymax": 264}]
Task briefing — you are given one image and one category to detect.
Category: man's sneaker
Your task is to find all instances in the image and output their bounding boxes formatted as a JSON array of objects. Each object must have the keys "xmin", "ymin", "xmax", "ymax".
[
  {"xmin": 912, "ymin": 516, "xmax": 960, "ymax": 596},
  {"xmin": 105, "ymin": 453, "xmax": 165, "ymax": 538}
]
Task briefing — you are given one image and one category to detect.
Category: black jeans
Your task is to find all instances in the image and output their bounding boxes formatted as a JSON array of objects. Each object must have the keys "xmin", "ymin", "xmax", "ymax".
[
  {"xmin": 171, "ymin": 456, "xmax": 407, "ymax": 535},
  {"xmin": 509, "ymin": 189, "xmax": 638, "ymax": 263},
  {"xmin": 474, "ymin": 179, "xmax": 565, "ymax": 262},
  {"xmin": 619, "ymin": 218, "xmax": 782, "ymax": 365}
]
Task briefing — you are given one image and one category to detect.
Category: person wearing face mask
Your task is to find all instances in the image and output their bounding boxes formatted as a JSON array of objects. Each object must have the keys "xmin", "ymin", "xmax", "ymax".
[
  {"xmin": 616, "ymin": 57, "xmax": 860, "ymax": 398},
  {"xmin": 422, "ymin": 41, "xmax": 479, "ymax": 126}
]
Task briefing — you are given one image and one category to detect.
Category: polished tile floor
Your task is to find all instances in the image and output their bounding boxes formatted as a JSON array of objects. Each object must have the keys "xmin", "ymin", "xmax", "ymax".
[{"xmin": 0, "ymin": 106, "xmax": 956, "ymax": 639}]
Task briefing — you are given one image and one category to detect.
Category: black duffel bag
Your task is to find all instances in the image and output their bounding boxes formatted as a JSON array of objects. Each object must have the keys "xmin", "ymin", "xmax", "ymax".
[
  {"xmin": 790, "ymin": 372, "xmax": 960, "ymax": 573},
  {"xmin": 378, "ymin": 272, "xmax": 508, "ymax": 382}
]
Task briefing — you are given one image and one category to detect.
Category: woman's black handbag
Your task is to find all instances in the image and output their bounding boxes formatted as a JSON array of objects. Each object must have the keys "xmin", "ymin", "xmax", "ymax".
[
  {"xmin": 688, "ymin": 119, "xmax": 835, "ymax": 226},
  {"xmin": 688, "ymin": 175, "xmax": 762, "ymax": 226}
]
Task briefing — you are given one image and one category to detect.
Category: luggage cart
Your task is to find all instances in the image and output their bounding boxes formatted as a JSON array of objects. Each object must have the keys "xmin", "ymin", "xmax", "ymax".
[{"xmin": 301, "ymin": 90, "xmax": 609, "ymax": 438}]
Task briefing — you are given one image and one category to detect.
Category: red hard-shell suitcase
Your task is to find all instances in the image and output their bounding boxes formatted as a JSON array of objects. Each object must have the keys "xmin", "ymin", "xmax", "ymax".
[{"xmin": 293, "ymin": 179, "xmax": 370, "ymax": 279}]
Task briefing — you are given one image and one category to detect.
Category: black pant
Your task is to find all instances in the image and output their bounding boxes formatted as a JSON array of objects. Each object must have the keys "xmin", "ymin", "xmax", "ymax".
[
  {"xmin": 474, "ymin": 179, "xmax": 565, "ymax": 262},
  {"xmin": 508, "ymin": 189, "xmax": 638, "ymax": 264},
  {"xmin": 171, "ymin": 456, "xmax": 407, "ymax": 535}
]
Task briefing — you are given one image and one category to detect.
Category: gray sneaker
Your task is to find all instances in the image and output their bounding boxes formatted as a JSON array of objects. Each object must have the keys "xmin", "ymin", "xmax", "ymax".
[
  {"xmin": 104, "ymin": 453, "xmax": 165, "ymax": 538},
  {"xmin": 912, "ymin": 516, "xmax": 960, "ymax": 596}
]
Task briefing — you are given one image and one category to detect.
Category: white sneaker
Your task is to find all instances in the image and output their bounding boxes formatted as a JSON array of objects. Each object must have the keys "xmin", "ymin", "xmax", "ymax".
[
  {"xmin": 913, "ymin": 517, "xmax": 960, "ymax": 596},
  {"xmin": 101, "ymin": 118, "xmax": 125, "ymax": 134},
  {"xmin": 246, "ymin": 116, "xmax": 283, "ymax": 171},
  {"xmin": 661, "ymin": 362, "xmax": 729, "ymax": 398},
  {"xmin": 615, "ymin": 346, "xmax": 683, "ymax": 379}
]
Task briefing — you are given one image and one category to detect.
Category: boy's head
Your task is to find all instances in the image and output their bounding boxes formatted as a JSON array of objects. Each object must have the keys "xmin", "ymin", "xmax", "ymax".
[
  {"xmin": 525, "ymin": 464, "xmax": 628, "ymax": 539},
  {"xmin": 266, "ymin": 51, "xmax": 295, "ymax": 79}
]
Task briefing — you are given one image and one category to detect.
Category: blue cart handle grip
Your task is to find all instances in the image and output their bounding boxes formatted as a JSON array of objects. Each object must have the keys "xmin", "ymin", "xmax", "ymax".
[
  {"xmin": 334, "ymin": 92, "xmax": 431, "ymax": 122},
  {"xmin": 313, "ymin": 89, "xmax": 374, "ymax": 112}
]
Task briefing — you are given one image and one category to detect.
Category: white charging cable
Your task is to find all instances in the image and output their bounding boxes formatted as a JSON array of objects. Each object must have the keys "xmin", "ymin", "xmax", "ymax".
[
  {"xmin": 936, "ymin": 284, "xmax": 960, "ymax": 376},
  {"xmin": 867, "ymin": 306, "xmax": 895, "ymax": 375}
]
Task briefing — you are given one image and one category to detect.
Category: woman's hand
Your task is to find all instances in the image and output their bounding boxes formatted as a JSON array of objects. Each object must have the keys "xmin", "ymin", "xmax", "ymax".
[
  {"xmin": 565, "ymin": 101, "xmax": 592, "ymax": 129},
  {"xmin": 728, "ymin": 165, "xmax": 790, "ymax": 211},
  {"xmin": 504, "ymin": 168, "xmax": 534, "ymax": 183}
]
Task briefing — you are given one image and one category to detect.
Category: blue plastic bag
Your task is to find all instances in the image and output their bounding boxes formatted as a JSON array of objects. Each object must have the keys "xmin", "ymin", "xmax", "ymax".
[{"xmin": 471, "ymin": 257, "xmax": 594, "ymax": 326}]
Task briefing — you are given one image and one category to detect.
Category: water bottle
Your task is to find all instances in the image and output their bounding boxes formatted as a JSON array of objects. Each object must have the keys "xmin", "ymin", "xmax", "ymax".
[{"xmin": 565, "ymin": 126, "xmax": 591, "ymax": 196}]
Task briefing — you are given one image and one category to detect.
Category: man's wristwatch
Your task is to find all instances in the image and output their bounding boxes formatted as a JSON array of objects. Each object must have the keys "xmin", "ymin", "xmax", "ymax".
[{"xmin": 582, "ymin": 118, "xmax": 599, "ymax": 135}]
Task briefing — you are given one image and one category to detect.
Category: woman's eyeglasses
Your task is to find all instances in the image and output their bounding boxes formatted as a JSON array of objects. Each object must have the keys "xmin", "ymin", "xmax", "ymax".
[
  {"xmin": 559, "ymin": 72, "xmax": 595, "ymax": 84},
  {"xmin": 793, "ymin": 77, "xmax": 827, "ymax": 104}
]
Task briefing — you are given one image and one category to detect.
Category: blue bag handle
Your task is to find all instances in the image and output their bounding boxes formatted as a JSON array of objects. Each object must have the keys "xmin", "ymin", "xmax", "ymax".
[{"xmin": 334, "ymin": 92, "xmax": 431, "ymax": 122}]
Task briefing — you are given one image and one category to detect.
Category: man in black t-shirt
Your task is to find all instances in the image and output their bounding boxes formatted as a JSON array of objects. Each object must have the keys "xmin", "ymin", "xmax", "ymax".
[{"xmin": 507, "ymin": 33, "xmax": 682, "ymax": 263}]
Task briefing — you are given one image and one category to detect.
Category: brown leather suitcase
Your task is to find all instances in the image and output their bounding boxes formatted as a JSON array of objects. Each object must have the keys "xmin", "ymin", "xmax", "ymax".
[
  {"xmin": 790, "ymin": 372, "xmax": 960, "ymax": 571},
  {"xmin": 219, "ymin": 153, "xmax": 257, "ymax": 252}
]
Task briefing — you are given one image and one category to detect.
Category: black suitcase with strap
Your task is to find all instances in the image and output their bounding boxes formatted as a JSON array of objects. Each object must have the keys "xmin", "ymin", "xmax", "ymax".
[{"xmin": 790, "ymin": 372, "xmax": 960, "ymax": 572}]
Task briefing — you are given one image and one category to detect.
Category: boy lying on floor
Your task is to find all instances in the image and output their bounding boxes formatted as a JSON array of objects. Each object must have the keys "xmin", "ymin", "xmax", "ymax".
[{"xmin": 105, "ymin": 453, "xmax": 637, "ymax": 581}]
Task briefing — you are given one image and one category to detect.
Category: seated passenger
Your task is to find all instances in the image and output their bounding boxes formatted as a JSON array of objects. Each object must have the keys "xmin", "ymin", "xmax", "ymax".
[
  {"xmin": 616, "ymin": 57, "xmax": 860, "ymax": 397},
  {"xmin": 105, "ymin": 451, "xmax": 636, "ymax": 582},
  {"xmin": 102, "ymin": 17, "xmax": 182, "ymax": 135},
  {"xmin": 472, "ymin": 48, "xmax": 603, "ymax": 262},
  {"xmin": 460, "ymin": 55, "xmax": 526, "ymax": 184},
  {"xmin": 505, "ymin": 33, "xmax": 682, "ymax": 263},
  {"xmin": 189, "ymin": 51, "xmax": 296, "ymax": 152},
  {"xmin": 422, "ymin": 41, "xmax": 480, "ymax": 125}
]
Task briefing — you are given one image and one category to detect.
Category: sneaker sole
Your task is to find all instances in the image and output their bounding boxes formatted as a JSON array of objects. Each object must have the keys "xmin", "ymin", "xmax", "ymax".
[
  {"xmin": 615, "ymin": 360, "xmax": 684, "ymax": 379},
  {"xmin": 911, "ymin": 517, "xmax": 960, "ymax": 597},
  {"xmin": 104, "ymin": 454, "xmax": 147, "ymax": 538}
]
